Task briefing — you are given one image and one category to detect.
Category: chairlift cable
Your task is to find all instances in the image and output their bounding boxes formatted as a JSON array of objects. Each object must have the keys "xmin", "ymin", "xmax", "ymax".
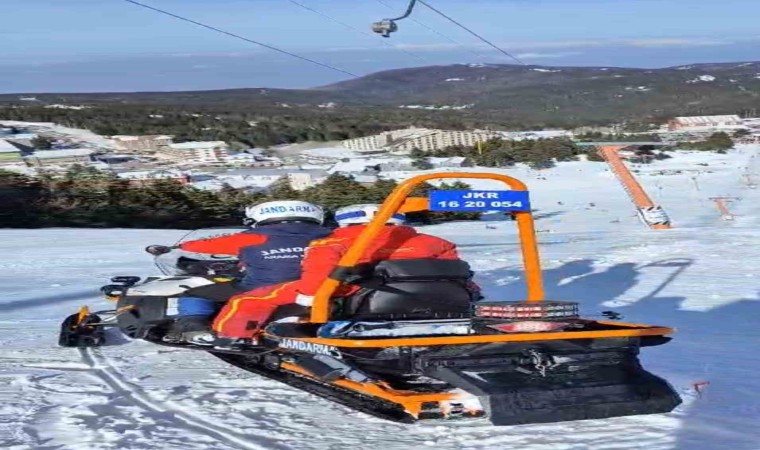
[
  {"xmin": 374, "ymin": 0, "xmax": 492, "ymax": 61},
  {"xmin": 120, "ymin": 0, "xmax": 359, "ymax": 77},
  {"xmin": 417, "ymin": 0, "xmax": 526, "ymax": 65},
  {"xmin": 286, "ymin": 0, "xmax": 428, "ymax": 64}
]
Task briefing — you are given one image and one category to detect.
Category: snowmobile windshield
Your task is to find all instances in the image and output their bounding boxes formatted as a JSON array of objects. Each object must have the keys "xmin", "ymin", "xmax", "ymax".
[{"xmin": 154, "ymin": 227, "xmax": 246, "ymax": 276}]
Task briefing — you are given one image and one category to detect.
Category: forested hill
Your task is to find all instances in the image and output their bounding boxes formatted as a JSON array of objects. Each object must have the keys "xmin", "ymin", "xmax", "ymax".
[{"xmin": 2, "ymin": 61, "xmax": 760, "ymax": 132}]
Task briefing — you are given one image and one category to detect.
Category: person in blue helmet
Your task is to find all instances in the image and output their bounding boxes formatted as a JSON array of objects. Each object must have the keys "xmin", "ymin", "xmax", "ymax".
[{"xmin": 168, "ymin": 200, "xmax": 331, "ymax": 344}]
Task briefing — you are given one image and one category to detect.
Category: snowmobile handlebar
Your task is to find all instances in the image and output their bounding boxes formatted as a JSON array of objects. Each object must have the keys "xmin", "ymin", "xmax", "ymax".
[{"xmin": 310, "ymin": 172, "xmax": 544, "ymax": 323}]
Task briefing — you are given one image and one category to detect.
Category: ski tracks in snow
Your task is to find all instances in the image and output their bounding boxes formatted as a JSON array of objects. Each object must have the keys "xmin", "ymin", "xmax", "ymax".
[
  {"xmin": 74, "ymin": 348, "xmax": 288, "ymax": 450},
  {"xmin": 7, "ymin": 348, "xmax": 290, "ymax": 450}
]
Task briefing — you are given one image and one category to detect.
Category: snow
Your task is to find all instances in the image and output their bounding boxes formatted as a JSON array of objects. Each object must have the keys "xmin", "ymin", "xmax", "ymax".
[
  {"xmin": 445, "ymin": 78, "xmax": 465, "ymax": 82},
  {"xmin": 0, "ymin": 139, "xmax": 21, "ymax": 153},
  {"xmin": 328, "ymin": 157, "xmax": 413, "ymax": 174},
  {"xmin": 25, "ymin": 148, "xmax": 95, "ymax": 159},
  {"xmin": 2, "ymin": 146, "xmax": 760, "ymax": 449},
  {"xmin": 191, "ymin": 174, "xmax": 282, "ymax": 191},
  {"xmin": 530, "ymin": 68, "xmax": 561, "ymax": 73},
  {"xmin": 399, "ymin": 104, "xmax": 474, "ymax": 110},
  {"xmin": 0, "ymin": 121, "xmax": 115, "ymax": 150},
  {"xmin": 427, "ymin": 156, "xmax": 468, "ymax": 167},
  {"xmin": 687, "ymin": 75, "xmax": 717, "ymax": 83},
  {"xmin": 0, "ymin": 163, "xmax": 35, "ymax": 175},
  {"xmin": 44, "ymin": 105, "xmax": 90, "ymax": 110},
  {"xmin": 301, "ymin": 147, "xmax": 363, "ymax": 160}
]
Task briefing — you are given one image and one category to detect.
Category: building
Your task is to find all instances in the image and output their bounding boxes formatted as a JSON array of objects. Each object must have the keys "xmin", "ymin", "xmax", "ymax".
[
  {"xmin": 225, "ymin": 152, "xmax": 283, "ymax": 167},
  {"xmin": 501, "ymin": 130, "xmax": 573, "ymax": 140},
  {"xmin": 0, "ymin": 139, "xmax": 23, "ymax": 162},
  {"xmin": 116, "ymin": 169, "xmax": 191, "ymax": 186},
  {"xmin": 667, "ymin": 115, "xmax": 744, "ymax": 131},
  {"xmin": 341, "ymin": 128, "xmax": 501, "ymax": 153},
  {"xmin": 390, "ymin": 129, "xmax": 500, "ymax": 153},
  {"xmin": 192, "ymin": 169, "xmax": 322, "ymax": 193},
  {"xmin": 157, "ymin": 141, "xmax": 229, "ymax": 164},
  {"xmin": 111, "ymin": 135, "xmax": 174, "ymax": 153},
  {"xmin": 23, "ymin": 148, "xmax": 95, "ymax": 167},
  {"xmin": 427, "ymin": 156, "xmax": 472, "ymax": 168}
]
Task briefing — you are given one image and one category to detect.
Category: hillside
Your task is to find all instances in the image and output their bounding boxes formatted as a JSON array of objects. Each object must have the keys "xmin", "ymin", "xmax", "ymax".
[
  {"xmin": 321, "ymin": 62, "xmax": 760, "ymax": 122},
  {"xmin": 2, "ymin": 61, "xmax": 760, "ymax": 126}
]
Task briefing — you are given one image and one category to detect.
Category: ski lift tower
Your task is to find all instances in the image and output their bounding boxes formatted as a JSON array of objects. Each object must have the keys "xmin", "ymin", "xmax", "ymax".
[
  {"xmin": 708, "ymin": 197, "xmax": 739, "ymax": 221},
  {"xmin": 598, "ymin": 145, "xmax": 672, "ymax": 229}
]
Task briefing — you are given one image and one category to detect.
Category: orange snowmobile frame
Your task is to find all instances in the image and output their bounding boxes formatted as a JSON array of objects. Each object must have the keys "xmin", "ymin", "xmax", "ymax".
[
  {"xmin": 263, "ymin": 172, "xmax": 675, "ymax": 420},
  {"xmin": 302, "ymin": 172, "xmax": 673, "ymax": 339}
]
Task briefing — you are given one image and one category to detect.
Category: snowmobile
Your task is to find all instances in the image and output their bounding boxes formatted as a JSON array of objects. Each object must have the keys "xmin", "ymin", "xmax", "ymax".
[{"xmin": 60, "ymin": 172, "xmax": 681, "ymax": 425}]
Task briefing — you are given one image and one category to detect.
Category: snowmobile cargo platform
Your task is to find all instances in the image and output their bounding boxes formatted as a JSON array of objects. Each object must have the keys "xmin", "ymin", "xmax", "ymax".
[{"xmin": 61, "ymin": 171, "xmax": 681, "ymax": 426}]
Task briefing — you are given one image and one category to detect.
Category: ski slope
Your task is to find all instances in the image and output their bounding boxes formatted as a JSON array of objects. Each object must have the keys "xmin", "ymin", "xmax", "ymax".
[{"xmin": 1, "ymin": 147, "xmax": 759, "ymax": 450}]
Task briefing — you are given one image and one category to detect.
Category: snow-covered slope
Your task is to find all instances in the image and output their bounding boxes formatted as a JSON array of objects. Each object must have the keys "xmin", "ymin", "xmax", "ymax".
[{"xmin": 1, "ymin": 147, "xmax": 759, "ymax": 450}]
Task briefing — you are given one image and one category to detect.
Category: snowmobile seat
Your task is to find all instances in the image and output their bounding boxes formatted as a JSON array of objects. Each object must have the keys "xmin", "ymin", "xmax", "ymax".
[{"xmin": 333, "ymin": 258, "xmax": 478, "ymax": 321}]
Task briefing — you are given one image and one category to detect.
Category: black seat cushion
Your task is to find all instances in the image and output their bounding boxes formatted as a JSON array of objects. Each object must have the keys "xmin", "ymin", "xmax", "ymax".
[{"xmin": 335, "ymin": 259, "xmax": 477, "ymax": 321}]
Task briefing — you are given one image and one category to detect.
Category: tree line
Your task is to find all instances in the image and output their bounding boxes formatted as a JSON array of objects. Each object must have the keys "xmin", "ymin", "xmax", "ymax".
[
  {"xmin": 0, "ymin": 105, "xmax": 480, "ymax": 149},
  {"xmin": 0, "ymin": 167, "xmax": 478, "ymax": 229},
  {"xmin": 411, "ymin": 137, "xmax": 585, "ymax": 169},
  {"xmin": 675, "ymin": 132, "xmax": 734, "ymax": 152}
]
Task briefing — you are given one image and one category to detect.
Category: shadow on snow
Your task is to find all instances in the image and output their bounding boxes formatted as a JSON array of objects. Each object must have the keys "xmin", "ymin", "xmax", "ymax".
[{"xmin": 475, "ymin": 258, "xmax": 760, "ymax": 450}]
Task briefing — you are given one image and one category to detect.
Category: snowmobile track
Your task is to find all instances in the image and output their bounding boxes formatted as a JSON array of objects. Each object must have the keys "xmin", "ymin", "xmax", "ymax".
[
  {"xmin": 211, "ymin": 352, "xmax": 417, "ymax": 424},
  {"xmin": 77, "ymin": 348, "xmax": 286, "ymax": 450}
]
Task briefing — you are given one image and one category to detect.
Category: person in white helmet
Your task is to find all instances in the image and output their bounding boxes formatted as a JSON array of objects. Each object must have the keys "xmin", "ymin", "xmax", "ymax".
[
  {"xmin": 212, "ymin": 204, "xmax": 463, "ymax": 339},
  {"xmin": 168, "ymin": 200, "xmax": 331, "ymax": 343}
]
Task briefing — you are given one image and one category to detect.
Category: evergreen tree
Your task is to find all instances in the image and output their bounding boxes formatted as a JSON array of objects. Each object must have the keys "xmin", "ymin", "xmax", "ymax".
[
  {"xmin": 30, "ymin": 135, "xmax": 54, "ymax": 149},
  {"xmin": 301, "ymin": 174, "xmax": 369, "ymax": 211},
  {"xmin": 0, "ymin": 171, "xmax": 44, "ymax": 227}
]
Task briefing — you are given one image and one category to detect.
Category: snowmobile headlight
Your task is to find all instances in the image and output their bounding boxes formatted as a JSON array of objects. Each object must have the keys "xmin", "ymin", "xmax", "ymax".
[{"xmin": 100, "ymin": 284, "xmax": 126, "ymax": 298}]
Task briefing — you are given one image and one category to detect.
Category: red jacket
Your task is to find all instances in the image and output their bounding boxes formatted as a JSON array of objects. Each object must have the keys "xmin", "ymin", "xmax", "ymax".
[
  {"xmin": 296, "ymin": 225, "xmax": 459, "ymax": 297},
  {"xmin": 180, "ymin": 233, "xmax": 265, "ymax": 255}
]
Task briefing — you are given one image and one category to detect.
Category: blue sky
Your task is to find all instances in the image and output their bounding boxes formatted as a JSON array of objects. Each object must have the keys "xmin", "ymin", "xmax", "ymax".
[{"xmin": 2, "ymin": 0, "xmax": 760, "ymax": 92}]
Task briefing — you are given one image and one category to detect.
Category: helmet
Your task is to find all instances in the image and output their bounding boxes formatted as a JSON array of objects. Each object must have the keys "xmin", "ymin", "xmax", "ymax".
[
  {"xmin": 334, "ymin": 203, "xmax": 405, "ymax": 227},
  {"xmin": 245, "ymin": 200, "xmax": 324, "ymax": 226}
]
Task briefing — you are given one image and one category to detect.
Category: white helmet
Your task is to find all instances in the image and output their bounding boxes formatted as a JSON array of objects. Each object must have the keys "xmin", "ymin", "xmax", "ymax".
[
  {"xmin": 245, "ymin": 200, "xmax": 324, "ymax": 226},
  {"xmin": 334, "ymin": 204, "xmax": 405, "ymax": 227}
]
